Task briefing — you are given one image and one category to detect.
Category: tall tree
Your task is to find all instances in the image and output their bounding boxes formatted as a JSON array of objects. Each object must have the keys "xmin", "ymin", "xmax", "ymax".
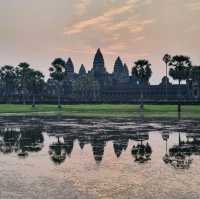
[
  {"xmin": 16, "ymin": 62, "xmax": 30, "ymax": 104},
  {"xmin": 0, "ymin": 65, "xmax": 17, "ymax": 103},
  {"xmin": 49, "ymin": 58, "xmax": 65, "ymax": 108},
  {"xmin": 132, "ymin": 59, "xmax": 152, "ymax": 111},
  {"xmin": 26, "ymin": 69, "xmax": 45, "ymax": 107},
  {"xmin": 162, "ymin": 54, "xmax": 171, "ymax": 98},
  {"xmin": 169, "ymin": 55, "xmax": 192, "ymax": 113}
]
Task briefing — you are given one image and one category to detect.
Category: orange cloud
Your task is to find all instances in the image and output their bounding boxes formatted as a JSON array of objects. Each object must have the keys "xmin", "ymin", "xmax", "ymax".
[{"xmin": 64, "ymin": 0, "xmax": 138, "ymax": 35}]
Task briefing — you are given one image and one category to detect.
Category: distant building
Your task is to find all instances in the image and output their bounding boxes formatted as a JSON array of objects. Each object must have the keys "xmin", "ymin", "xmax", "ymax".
[
  {"xmin": 46, "ymin": 49, "xmax": 199, "ymax": 103},
  {"xmin": 1, "ymin": 49, "xmax": 198, "ymax": 103}
]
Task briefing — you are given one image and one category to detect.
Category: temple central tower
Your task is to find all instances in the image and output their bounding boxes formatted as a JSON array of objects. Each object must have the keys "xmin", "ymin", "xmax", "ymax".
[{"xmin": 93, "ymin": 48, "xmax": 106, "ymax": 76}]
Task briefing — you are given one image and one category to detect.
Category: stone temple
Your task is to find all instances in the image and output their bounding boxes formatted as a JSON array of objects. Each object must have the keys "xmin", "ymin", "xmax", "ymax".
[{"xmin": 46, "ymin": 49, "xmax": 200, "ymax": 103}]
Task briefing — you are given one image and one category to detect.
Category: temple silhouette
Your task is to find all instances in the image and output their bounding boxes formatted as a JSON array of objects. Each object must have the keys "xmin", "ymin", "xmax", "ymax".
[
  {"xmin": 46, "ymin": 48, "xmax": 200, "ymax": 103},
  {"xmin": 0, "ymin": 48, "xmax": 199, "ymax": 103}
]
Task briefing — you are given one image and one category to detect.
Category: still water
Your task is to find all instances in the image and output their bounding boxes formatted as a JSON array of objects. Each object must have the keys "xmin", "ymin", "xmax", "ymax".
[{"xmin": 0, "ymin": 117, "xmax": 200, "ymax": 199}]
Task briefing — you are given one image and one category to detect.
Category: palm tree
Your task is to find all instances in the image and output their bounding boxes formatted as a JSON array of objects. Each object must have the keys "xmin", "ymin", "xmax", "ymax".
[
  {"xmin": 0, "ymin": 65, "xmax": 17, "ymax": 103},
  {"xmin": 162, "ymin": 54, "xmax": 171, "ymax": 98},
  {"xmin": 132, "ymin": 59, "xmax": 152, "ymax": 111},
  {"xmin": 49, "ymin": 58, "xmax": 65, "ymax": 108},
  {"xmin": 169, "ymin": 55, "xmax": 192, "ymax": 113},
  {"xmin": 27, "ymin": 69, "xmax": 45, "ymax": 107},
  {"xmin": 16, "ymin": 62, "xmax": 30, "ymax": 104}
]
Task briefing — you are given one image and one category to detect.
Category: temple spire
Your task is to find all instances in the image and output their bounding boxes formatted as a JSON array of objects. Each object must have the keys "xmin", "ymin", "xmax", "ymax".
[
  {"xmin": 93, "ymin": 48, "xmax": 104, "ymax": 68},
  {"xmin": 114, "ymin": 56, "xmax": 124, "ymax": 73},
  {"xmin": 93, "ymin": 48, "xmax": 106, "ymax": 75},
  {"xmin": 79, "ymin": 64, "xmax": 86, "ymax": 75},
  {"xmin": 123, "ymin": 63, "xmax": 129, "ymax": 75},
  {"xmin": 65, "ymin": 58, "xmax": 74, "ymax": 73}
]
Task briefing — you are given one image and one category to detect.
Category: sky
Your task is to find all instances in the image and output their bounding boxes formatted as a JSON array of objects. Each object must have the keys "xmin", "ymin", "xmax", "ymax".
[{"xmin": 0, "ymin": 0, "xmax": 200, "ymax": 84}]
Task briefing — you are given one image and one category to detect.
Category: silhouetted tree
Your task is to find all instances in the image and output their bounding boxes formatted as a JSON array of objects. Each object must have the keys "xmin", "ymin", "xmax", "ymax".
[
  {"xmin": 16, "ymin": 62, "xmax": 30, "ymax": 104},
  {"xmin": 162, "ymin": 54, "xmax": 171, "ymax": 98},
  {"xmin": 169, "ymin": 55, "xmax": 192, "ymax": 112},
  {"xmin": 0, "ymin": 65, "xmax": 17, "ymax": 103},
  {"xmin": 27, "ymin": 69, "xmax": 45, "ymax": 107},
  {"xmin": 49, "ymin": 58, "xmax": 65, "ymax": 108},
  {"xmin": 132, "ymin": 59, "xmax": 152, "ymax": 110}
]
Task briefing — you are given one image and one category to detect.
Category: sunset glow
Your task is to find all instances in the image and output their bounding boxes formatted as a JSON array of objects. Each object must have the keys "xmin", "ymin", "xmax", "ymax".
[{"xmin": 0, "ymin": 0, "xmax": 200, "ymax": 83}]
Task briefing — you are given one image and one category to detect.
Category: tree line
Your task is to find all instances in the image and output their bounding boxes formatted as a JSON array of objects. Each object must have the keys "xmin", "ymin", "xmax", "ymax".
[
  {"xmin": 128, "ymin": 54, "xmax": 199, "ymax": 112},
  {"xmin": 0, "ymin": 54, "xmax": 200, "ymax": 110},
  {"xmin": 132, "ymin": 54, "xmax": 200, "ymax": 112},
  {"xmin": 0, "ymin": 63, "xmax": 45, "ymax": 107}
]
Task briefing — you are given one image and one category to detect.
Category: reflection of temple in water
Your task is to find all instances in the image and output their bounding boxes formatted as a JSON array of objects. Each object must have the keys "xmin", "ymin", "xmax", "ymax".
[
  {"xmin": 2, "ymin": 120, "xmax": 200, "ymax": 167},
  {"xmin": 47, "ymin": 125, "xmax": 152, "ymax": 164},
  {"xmin": 91, "ymin": 137, "xmax": 106, "ymax": 163},
  {"xmin": 113, "ymin": 138, "xmax": 128, "ymax": 158}
]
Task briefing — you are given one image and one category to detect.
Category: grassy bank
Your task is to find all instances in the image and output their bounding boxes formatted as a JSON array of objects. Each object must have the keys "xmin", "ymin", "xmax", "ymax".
[{"xmin": 0, "ymin": 104, "xmax": 199, "ymax": 118}]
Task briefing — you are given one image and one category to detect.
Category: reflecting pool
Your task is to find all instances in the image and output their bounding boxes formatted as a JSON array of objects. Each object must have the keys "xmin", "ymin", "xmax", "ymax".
[{"xmin": 0, "ymin": 117, "xmax": 200, "ymax": 199}]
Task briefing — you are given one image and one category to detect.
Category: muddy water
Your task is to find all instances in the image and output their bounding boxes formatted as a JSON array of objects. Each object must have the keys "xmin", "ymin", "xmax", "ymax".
[{"xmin": 0, "ymin": 117, "xmax": 200, "ymax": 199}]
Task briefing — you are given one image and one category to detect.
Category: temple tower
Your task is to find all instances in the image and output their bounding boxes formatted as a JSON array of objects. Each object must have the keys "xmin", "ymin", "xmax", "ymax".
[
  {"xmin": 65, "ymin": 58, "xmax": 74, "ymax": 74},
  {"xmin": 92, "ymin": 49, "xmax": 107, "ymax": 86},
  {"xmin": 123, "ymin": 63, "xmax": 129, "ymax": 76},
  {"xmin": 113, "ymin": 57, "xmax": 129, "ymax": 84},
  {"xmin": 93, "ymin": 48, "xmax": 106, "ymax": 76},
  {"xmin": 79, "ymin": 64, "xmax": 86, "ymax": 76},
  {"xmin": 113, "ymin": 57, "xmax": 124, "ymax": 74}
]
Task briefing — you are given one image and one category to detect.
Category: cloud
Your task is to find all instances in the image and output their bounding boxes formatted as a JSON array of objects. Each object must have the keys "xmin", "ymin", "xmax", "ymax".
[
  {"xmin": 64, "ymin": 0, "xmax": 154, "ymax": 37},
  {"xmin": 74, "ymin": 0, "xmax": 92, "ymax": 16},
  {"xmin": 106, "ymin": 20, "xmax": 145, "ymax": 33},
  {"xmin": 184, "ymin": 25, "xmax": 200, "ymax": 33},
  {"xmin": 57, "ymin": 46, "xmax": 95, "ymax": 54},
  {"xmin": 186, "ymin": 1, "xmax": 200, "ymax": 11},
  {"xmin": 63, "ymin": 0, "xmax": 155, "ymax": 54},
  {"xmin": 64, "ymin": 0, "xmax": 139, "ymax": 35},
  {"xmin": 134, "ymin": 36, "xmax": 145, "ymax": 41},
  {"xmin": 63, "ymin": 0, "xmax": 155, "ymax": 62}
]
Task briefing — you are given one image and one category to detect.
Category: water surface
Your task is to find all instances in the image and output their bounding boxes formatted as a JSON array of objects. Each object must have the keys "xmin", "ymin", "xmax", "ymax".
[{"xmin": 0, "ymin": 117, "xmax": 200, "ymax": 199}]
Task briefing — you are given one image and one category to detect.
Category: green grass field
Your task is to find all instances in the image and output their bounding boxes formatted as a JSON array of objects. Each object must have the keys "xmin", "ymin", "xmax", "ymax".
[{"xmin": 0, "ymin": 104, "xmax": 199, "ymax": 118}]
